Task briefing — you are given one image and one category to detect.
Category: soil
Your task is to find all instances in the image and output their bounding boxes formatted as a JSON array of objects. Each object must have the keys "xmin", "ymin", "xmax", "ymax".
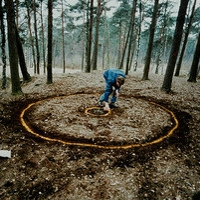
[{"xmin": 0, "ymin": 69, "xmax": 200, "ymax": 200}]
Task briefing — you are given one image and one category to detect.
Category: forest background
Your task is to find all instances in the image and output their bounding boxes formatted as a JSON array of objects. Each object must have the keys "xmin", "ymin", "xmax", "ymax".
[{"xmin": 0, "ymin": 0, "xmax": 200, "ymax": 93}]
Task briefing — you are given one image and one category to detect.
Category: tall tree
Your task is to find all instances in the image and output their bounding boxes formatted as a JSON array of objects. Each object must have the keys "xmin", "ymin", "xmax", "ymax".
[
  {"xmin": 134, "ymin": 0, "xmax": 144, "ymax": 71},
  {"xmin": 81, "ymin": 0, "xmax": 87, "ymax": 71},
  {"xmin": 61, "ymin": 0, "xmax": 66, "ymax": 73},
  {"xmin": 5, "ymin": 0, "xmax": 22, "ymax": 94},
  {"xmin": 16, "ymin": 26, "xmax": 32, "ymax": 82},
  {"xmin": 125, "ymin": 0, "xmax": 137, "ymax": 75},
  {"xmin": 161, "ymin": 0, "xmax": 189, "ymax": 93},
  {"xmin": 85, "ymin": 0, "xmax": 94, "ymax": 73},
  {"xmin": 187, "ymin": 31, "xmax": 200, "ymax": 82},
  {"xmin": 92, "ymin": 0, "xmax": 101, "ymax": 70},
  {"xmin": 142, "ymin": 0, "xmax": 159, "ymax": 80},
  {"xmin": 47, "ymin": 0, "xmax": 53, "ymax": 84},
  {"xmin": 0, "ymin": 0, "xmax": 7, "ymax": 89},
  {"xmin": 155, "ymin": 0, "xmax": 170, "ymax": 74},
  {"xmin": 175, "ymin": 0, "xmax": 197, "ymax": 76},
  {"xmin": 15, "ymin": 0, "xmax": 19, "ymax": 27},
  {"xmin": 68, "ymin": 0, "xmax": 86, "ymax": 71},
  {"xmin": 25, "ymin": 0, "xmax": 36, "ymax": 74},
  {"xmin": 33, "ymin": 0, "xmax": 40, "ymax": 74},
  {"xmin": 101, "ymin": 1, "xmax": 107, "ymax": 70},
  {"xmin": 39, "ymin": 0, "xmax": 46, "ymax": 74},
  {"xmin": 118, "ymin": 1, "xmax": 132, "ymax": 70}
]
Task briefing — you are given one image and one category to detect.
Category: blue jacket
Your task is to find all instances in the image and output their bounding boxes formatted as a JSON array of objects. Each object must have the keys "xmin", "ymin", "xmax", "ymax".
[{"xmin": 103, "ymin": 69, "xmax": 126, "ymax": 102}]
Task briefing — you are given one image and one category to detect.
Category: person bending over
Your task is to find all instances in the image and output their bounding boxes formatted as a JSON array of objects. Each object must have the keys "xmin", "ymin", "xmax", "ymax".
[{"xmin": 98, "ymin": 68, "xmax": 126, "ymax": 111}]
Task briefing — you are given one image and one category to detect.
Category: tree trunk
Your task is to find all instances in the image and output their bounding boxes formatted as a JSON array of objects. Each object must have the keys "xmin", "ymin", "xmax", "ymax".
[
  {"xmin": 187, "ymin": 31, "xmax": 200, "ymax": 82},
  {"xmin": 117, "ymin": 21, "xmax": 122, "ymax": 68},
  {"xmin": 16, "ymin": 26, "xmax": 31, "ymax": 82},
  {"xmin": 92, "ymin": 0, "xmax": 101, "ymax": 70},
  {"xmin": 128, "ymin": 31, "xmax": 137, "ymax": 71},
  {"xmin": 81, "ymin": 0, "xmax": 86, "ymax": 71},
  {"xmin": 175, "ymin": 0, "xmax": 197, "ymax": 76},
  {"xmin": 155, "ymin": 0, "xmax": 168, "ymax": 75},
  {"xmin": 5, "ymin": 0, "xmax": 22, "ymax": 94},
  {"xmin": 161, "ymin": 0, "xmax": 189, "ymax": 93},
  {"xmin": 102, "ymin": 2, "xmax": 107, "ymax": 70},
  {"xmin": 15, "ymin": 0, "xmax": 19, "ymax": 27},
  {"xmin": 26, "ymin": 1, "xmax": 36, "ymax": 74},
  {"xmin": 40, "ymin": 0, "xmax": 46, "ymax": 74},
  {"xmin": 142, "ymin": 0, "xmax": 159, "ymax": 80},
  {"xmin": 61, "ymin": 0, "xmax": 66, "ymax": 73},
  {"xmin": 85, "ymin": 0, "xmax": 93, "ymax": 73},
  {"xmin": 134, "ymin": 0, "xmax": 143, "ymax": 71},
  {"xmin": 125, "ymin": 0, "xmax": 137, "ymax": 75},
  {"xmin": 33, "ymin": 0, "xmax": 40, "ymax": 74},
  {"xmin": 106, "ymin": 26, "xmax": 110, "ymax": 67},
  {"xmin": 119, "ymin": 13, "xmax": 131, "ymax": 70},
  {"xmin": 47, "ymin": 0, "xmax": 53, "ymax": 84},
  {"xmin": 0, "ymin": 0, "xmax": 7, "ymax": 89}
]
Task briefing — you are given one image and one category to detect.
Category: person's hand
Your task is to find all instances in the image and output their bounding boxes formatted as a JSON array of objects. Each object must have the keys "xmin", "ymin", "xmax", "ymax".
[
  {"xmin": 104, "ymin": 102, "xmax": 110, "ymax": 111},
  {"xmin": 112, "ymin": 86, "xmax": 116, "ymax": 91},
  {"xmin": 115, "ymin": 89, "xmax": 119, "ymax": 97}
]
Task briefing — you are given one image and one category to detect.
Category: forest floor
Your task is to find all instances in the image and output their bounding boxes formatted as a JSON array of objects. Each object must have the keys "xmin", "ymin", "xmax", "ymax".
[{"xmin": 0, "ymin": 69, "xmax": 200, "ymax": 200}]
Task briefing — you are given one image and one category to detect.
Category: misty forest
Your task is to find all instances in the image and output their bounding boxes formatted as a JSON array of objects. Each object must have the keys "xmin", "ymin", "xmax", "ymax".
[{"xmin": 0, "ymin": 0, "xmax": 199, "ymax": 93}]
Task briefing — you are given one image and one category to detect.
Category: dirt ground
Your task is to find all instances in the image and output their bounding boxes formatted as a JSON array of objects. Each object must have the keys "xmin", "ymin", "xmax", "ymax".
[{"xmin": 0, "ymin": 69, "xmax": 200, "ymax": 200}]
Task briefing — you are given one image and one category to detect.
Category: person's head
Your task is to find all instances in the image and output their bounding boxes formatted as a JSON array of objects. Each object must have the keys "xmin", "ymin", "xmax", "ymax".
[{"xmin": 116, "ymin": 76, "xmax": 125, "ymax": 87}]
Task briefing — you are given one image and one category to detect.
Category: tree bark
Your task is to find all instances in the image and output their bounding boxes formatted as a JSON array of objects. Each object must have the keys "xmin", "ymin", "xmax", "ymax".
[
  {"xmin": 175, "ymin": 0, "xmax": 197, "ymax": 76},
  {"xmin": 92, "ymin": 0, "xmax": 101, "ymax": 70},
  {"xmin": 102, "ymin": 2, "xmax": 107, "ymax": 70},
  {"xmin": 0, "ymin": 0, "xmax": 7, "ymax": 89},
  {"xmin": 161, "ymin": 0, "xmax": 189, "ymax": 93},
  {"xmin": 155, "ymin": 0, "xmax": 168, "ymax": 74},
  {"xmin": 16, "ymin": 26, "xmax": 31, "ymax": 82},
  {"xmin": 142, "ymin": 0, "xmax": 159, "ymax": 80},
  {"xmin": 125, "ymin": 0, "xmax": 137, "ymax": 75},
  {"xmin": 26, "ymin": 1, "xmax": 36, "ymax": 74},
  {"xmin": 33, "ymin": 0, "xmax": 40, "ymax": 74},
  {"xmin": 5, "ymin": 0, "xmax": 22, "ymax": 94},
  {"xmin": 119, "ymin": 13, "xmax": 131, "ymax": 70},
  {"xmin": 47, "ymin": 0, "xmax": 53, "ymax": 84},
  {"xmin": 40, "ymin": 0, "xmax": 46, "ymax": 74},
  {"xmin": 15, "ymin": 0, "xmax": 19, "ymax": 27},
  {"xmin": 134, "ymin": 0, "xmax": 143, "ymax": 71},
  {"xmin": 85, "ymin": 0, "xmax": 93, "ymax": 73},
  {"xmin": 61, "ymin": 0, "xmax": 66, "ymax": 73},
  {"xmin": 187, "ymin": 31, "xmax": 200, "ymax": 82},
  {"xmin": 81, "ymin": 0, "xmax": 86, "ymax": 71}
]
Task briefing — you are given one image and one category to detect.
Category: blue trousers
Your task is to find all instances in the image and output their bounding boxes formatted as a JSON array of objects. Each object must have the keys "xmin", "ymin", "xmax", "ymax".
[{"xmin": 99, "ymin": 90, "xmax": 117, "ymax": 103}]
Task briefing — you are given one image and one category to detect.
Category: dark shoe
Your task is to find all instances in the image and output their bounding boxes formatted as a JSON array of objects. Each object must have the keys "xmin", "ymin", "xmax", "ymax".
[
  {"xmin": 98, "ymin": 101, "xmax": 104, "ymax": 107},
  {"xmin": 109, "ymin": 102, "xmax": 118, "ymax": 108}
]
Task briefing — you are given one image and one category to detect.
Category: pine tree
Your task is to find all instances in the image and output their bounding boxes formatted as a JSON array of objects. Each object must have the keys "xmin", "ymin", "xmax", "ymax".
[{"xmin": 161, "ymin": 0, "xmax": 189, "ymax": 93}]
